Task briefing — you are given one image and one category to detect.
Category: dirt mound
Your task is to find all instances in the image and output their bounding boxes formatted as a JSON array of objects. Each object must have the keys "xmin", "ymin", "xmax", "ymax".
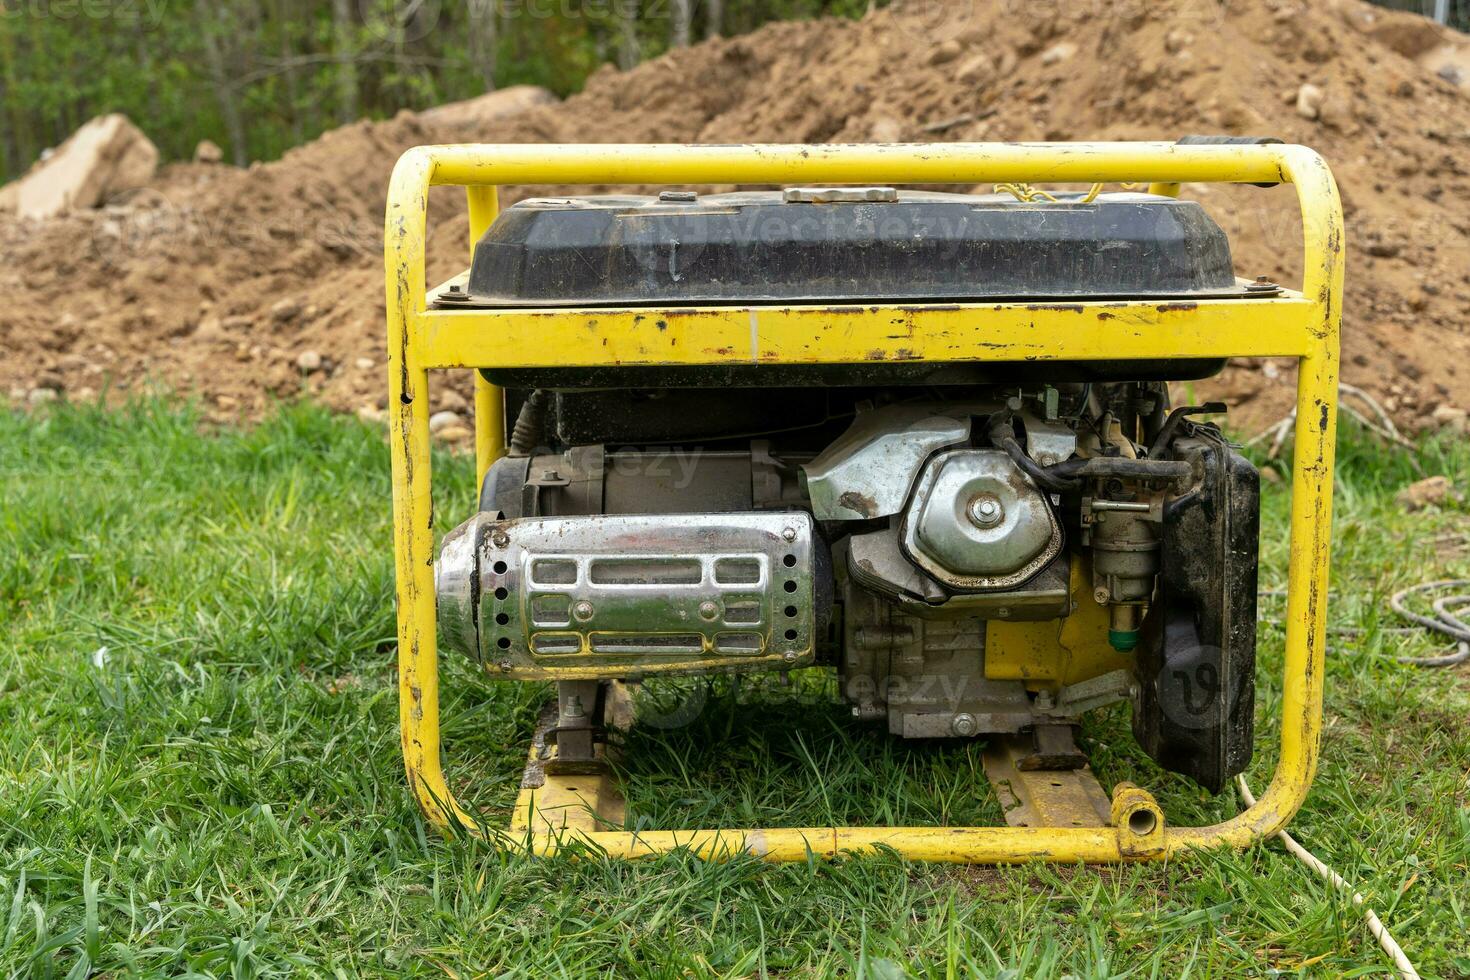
[{"xmin": 3, "ymin": 0, "xmax": 1468, "ymax": 435}]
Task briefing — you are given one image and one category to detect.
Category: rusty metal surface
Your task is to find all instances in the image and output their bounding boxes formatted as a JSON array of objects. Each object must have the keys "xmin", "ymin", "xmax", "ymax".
[
  {"xmin": 983, "ymin": 733, "xmax": 1113, "ymax": 829},
  {"xmin": 511, "ymin": 699, "xmax": 626, "ymax": 835}
]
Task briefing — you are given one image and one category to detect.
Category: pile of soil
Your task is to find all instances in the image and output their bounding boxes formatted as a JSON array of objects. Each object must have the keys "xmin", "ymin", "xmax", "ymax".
[{"xmin": 3, "ymin": 0, "xmax": 1468, "ymax": 435}]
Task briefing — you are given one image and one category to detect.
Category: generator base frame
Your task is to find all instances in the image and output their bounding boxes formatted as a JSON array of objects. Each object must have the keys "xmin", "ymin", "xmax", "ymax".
[{"xmin": 385, "ymin": 142, "xmax": 1342, "ymax": 863}]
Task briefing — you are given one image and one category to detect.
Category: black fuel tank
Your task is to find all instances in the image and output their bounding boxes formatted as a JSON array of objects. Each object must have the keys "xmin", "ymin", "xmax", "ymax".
[{"xmin": 462, "ymin": 189, "xmax": 1242, "ymax": 308}]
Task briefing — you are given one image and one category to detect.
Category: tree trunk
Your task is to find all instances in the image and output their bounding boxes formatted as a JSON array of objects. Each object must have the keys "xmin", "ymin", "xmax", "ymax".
[
  {"xmin": 671, "ymin": 0, "xmax": 692, "ymax": 48},
  {"xmin": 196, "ymin": 0, "xmax": 249, "ymax": 167},
  {"xmin": 469, "ymin": 0, "xmax": 498, "ymax": 92},
  {"xmin": 617, "ymin": 0, "xmax": 640, "ymax": 70},
  {"xmin": 331, "ymin": 0, "xmax": 359, "ymax": 125},
  {"xmin": 706, "ymin": 0, "xmax": 722, "ymax": 39},
  {"xmin": 276, "ymin": 0, "xmax": 304, "ymax": 146},
  {"xmin": 0, "ymin": 21, "xmax": 30, "ymax": 178}
]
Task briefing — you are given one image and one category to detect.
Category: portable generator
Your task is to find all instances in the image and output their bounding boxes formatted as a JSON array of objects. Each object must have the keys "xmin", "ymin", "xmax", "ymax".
[{"xmin": 385, "ymin": 140, "xmax": 1342, "ymax": 862}]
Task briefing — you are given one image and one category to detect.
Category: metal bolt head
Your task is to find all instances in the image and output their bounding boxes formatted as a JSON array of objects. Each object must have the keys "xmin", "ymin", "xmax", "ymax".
[
  {"xmin": 951, "ymin": 712, "xmax": 977, "ymax": 737},
  {"xmin": 498, "ymin": 660, "xmax": 513, "ymax": 672},
  {"xmin": 698, "ymin": 600, "xmax": 720, "ymax": 621},
  {"xmin": 490, "ymin": 529, "xmax": 510, "ymax": 548},
  {"xmin": 967, "ymin": 493, "xmax": 1004, "ymax": 529},
  {"xmin": 572, "ymin": 600, "xmax": 595, "ymax": 621},
  {"xmin": 783, "ymin": 651, "xmax": 798, "ymax": 663},
  {"xmin": 782, "ymin": 526, "xmax": 797, "ymax": 542}
]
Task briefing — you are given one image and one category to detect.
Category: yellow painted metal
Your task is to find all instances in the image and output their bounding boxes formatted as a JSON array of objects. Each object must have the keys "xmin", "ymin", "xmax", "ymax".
[
  {"xmin": 416, "ymin": 295, "xmax": 1318, "ymax": 370},
  {"xmin": 982, "ymin": 735, "xmax": 1114, "ymax": 829},
  {"xmin": 465, "ymin": 185, "xmax": 505, "ymax": 488},
  {"xmin": 385, "ymin": 141, "xmax": 1343, "ymax": 862},
  {"xmin": 985, "ymin": 557, "xmax": 1131, "ymax": 690},
  {"xmin": 511, "ymin": 759, "xmax": 626, "ymax": 838}
]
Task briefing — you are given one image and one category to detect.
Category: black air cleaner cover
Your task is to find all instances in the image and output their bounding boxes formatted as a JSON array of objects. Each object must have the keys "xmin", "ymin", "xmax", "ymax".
[{"xmin": 463, "ymin": 189, "xmax": 1239, "ymax": 307}]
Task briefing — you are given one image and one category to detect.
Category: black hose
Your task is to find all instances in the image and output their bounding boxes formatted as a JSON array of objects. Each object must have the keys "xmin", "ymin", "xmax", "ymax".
[
  {"xmin": 987, "ymin": 416, "xmax": 1077, "ymax": 492},
  {"xmin": 1044, "ymin": 457, "xmax": 1194, "ymax": 483},
  {"xmin": 987, "ymin": 413, "xmax": 1192, "ymax": 491}
]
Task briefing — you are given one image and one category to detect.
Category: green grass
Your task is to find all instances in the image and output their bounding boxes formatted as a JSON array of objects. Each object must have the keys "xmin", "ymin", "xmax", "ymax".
[{"xmin": 0, "ymin": 398, "xmax": 1467, "ymax": 977}]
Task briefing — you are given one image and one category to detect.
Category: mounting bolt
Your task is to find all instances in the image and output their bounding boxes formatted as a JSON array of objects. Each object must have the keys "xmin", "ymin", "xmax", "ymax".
[
  {"xmin": 498, "ymin": 660, "xmax": 512, "ymax": 672},
  {"xmin": 783, "ymin": 651, "xmax": 798, "ymax": 664},
  {"xmin": 967, "ymin": 494, "xmax": 1004, "ymax": 529},
  {"xmin": 564, "ymin": 695, "xmax": 586, "ymax": 720},
  {"xmin": 951, "ymin": 712, "xmax": 977, "ymax": 737},
  {"xmin": 490, "ymin": 529, "xmax": 510, "ymax": 548},
  {"xmin": 782, "ymin": 526, "xmax": 797, "ymax": 542},
  {"xmin": 572, "ymin": 600, "xmax": 595, "ymax": 621},
  {"xmin": 1034, "ymin": 689, "xmax": 1055, "ymax": 712},
  {"xmin": 698, "ymin": 600, "xmax": 720, "ymax": 621}
]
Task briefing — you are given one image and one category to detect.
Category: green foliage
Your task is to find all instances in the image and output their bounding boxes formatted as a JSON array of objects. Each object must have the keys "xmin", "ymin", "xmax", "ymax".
[
  {"xmin": 0, "ymin": 396, "xmax": 1467, "ymax": 975},
  {"xmin": 0, "ymin": 0, "xmax": 890, "ymax": 180}
]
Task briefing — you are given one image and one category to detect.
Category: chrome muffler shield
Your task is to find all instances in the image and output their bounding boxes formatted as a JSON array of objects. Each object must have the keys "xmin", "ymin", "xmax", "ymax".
[{"xmin": 436, "ymin": 511, "xmax": 818, "ymax": 678}]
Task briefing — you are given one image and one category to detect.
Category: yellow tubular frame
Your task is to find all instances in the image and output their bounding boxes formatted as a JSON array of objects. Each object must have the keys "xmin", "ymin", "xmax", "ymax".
[{"xmin": 385, "ymin": 142, "xmax": 1343, "ymax": 862}]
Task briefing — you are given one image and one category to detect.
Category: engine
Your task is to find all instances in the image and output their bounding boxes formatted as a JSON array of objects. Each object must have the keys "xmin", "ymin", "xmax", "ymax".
[{"xmin": 433, "ymin": 187, "xmax": 1263, "ymax": 793}]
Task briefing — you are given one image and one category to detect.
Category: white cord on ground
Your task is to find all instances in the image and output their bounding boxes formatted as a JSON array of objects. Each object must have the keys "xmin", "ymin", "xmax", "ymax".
[{"xmin": 1236, "ymin": 776, "xmax": 1421, "ymax": 980}]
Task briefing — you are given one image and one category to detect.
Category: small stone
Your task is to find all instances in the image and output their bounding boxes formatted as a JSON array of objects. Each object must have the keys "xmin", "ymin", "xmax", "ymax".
[
  {"xmin": 295, "ymin": 349, "xmax": 323, "ymax": 372},
  {"xmin": 27, "ymin": 387, "xmax": 58, "ymax": 406},
  {"xmin": 435, "ymin": 424, "xmax": 474, "ymax": 444},
  {"xmin": 193, "ymin": 314, "xmax": 223, "ymax": 339},
  {"xmin": 1367, "ymin": 241, "xmax": 1401, "ymax": 258},
  {"xmin": 354, "ymin": 356, "xmax": 376, "ymax": 371},
  {"xmin": 221, "ymin": 315, "xmax": 253, "ymax": 331},
  {"xmin": 1315, "ymin": 90, "xmax": 1353, "ymax": 130},
  {"xmin": 1164, "ymin": 29, "xmax": 1191, "ymax": 54},
  {"xmin": 438, "ymin": 388, "xmax": 469, "ymax": 413},
  {"xmin": 1431, "ymin": 404, "xmax": 1468, "ymax": 433},
  {"xmin": 429, "ymin": 410, "xmax": 462, "ymax": 434},
  {"xmin": 1296, "ymin": 83, "xmax": 1324, "ymax": 121},
  {"xmin": 926, "ymin": 39, "xmax": 963, "ymax": 66},
  {"xmin": 194, "ymin": 140, "xmax": 224, "ymax": 164},
  {"xmin": 954, "ymin": 53, "xmax": 992, "ymax": 85},
  {"xmin": 1040, "ymin": 42, "xmax": 1076, "ymax": 66},
  {"xmin": 868, "ymin": 117, "xmax": 905, "ymax": 143},
  {"xmin": 270, "ymin": 297, "xmax": 302, "ymax": 323},
  {"xmin": 1396, "ymin": 475, "xmax": 1456, "ymax": 512}
]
